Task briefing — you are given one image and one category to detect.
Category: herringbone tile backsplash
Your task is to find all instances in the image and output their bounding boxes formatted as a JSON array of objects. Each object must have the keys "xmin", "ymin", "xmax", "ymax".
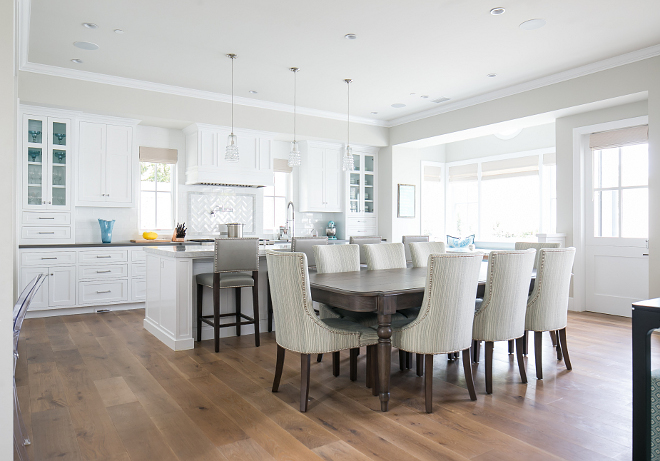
[{"xmin": 188, "ymin": 192, "xmax": 255, "ymax": 235}]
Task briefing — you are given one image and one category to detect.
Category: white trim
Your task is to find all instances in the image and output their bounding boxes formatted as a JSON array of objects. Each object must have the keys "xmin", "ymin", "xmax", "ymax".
[
  {"xmin": 445, "ymin": 147, "xmax": 555, "ymax": 168},
  {"xmin": 25, "ymin": 302, "xmax": 144, "ymax": 319}
]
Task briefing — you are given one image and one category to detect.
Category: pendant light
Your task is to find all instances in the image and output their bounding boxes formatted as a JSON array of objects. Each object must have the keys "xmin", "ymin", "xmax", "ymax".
[
  {"xmin": 288, "ymin": 67, "xmax": 301, "ymax": 167},
  {"xmin": 342, "ymin": 78, "xmax": 355, "ymax": 171},
  {"xmin": 225, "ymin": 53, "xmax": 239, "ymax": 162}
]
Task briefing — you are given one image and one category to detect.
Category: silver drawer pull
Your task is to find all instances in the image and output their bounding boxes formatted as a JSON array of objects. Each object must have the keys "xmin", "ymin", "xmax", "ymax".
[
  {"xmin": 96, "ymin": 290, "xmax": 111, "ymax": 294},
  {"xmin": 41, "ymin": 257, "xmax": 57, "ymax": 260},
  {"xmin": 96, "ymin": 255, "xmax": 112, "ymax": 258},
  {"xmin": 38, "ymin": 217, "xmax": 55, "ymax": 220},
  {"xmin": 38, "ymin": 232, "xmax": 55, "ymax": 234},
  {"xmin": 96, "ymin": 270, "xmax": 112, "ymax": 273}
]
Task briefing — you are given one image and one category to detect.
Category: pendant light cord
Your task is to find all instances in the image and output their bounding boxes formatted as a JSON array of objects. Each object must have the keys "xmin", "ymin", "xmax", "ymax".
[
  {"xmin": 346, "ymin": 79, "xmax": 351, "ymax": 148},
  {"xmin": 293, "ymin": 70, "xmax": 297, "ymax": 141},
  {"xmin": 231, "ymin": 56, "xmax": 234, "ymax": 134}
]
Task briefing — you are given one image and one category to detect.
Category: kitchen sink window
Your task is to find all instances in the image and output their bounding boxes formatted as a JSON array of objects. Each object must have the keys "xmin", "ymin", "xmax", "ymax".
[
  {"xmin": 264, "ymin": 159, "xmax": 292, "ymax": 235},
  {"xmin": 138, "ymin": 146, "xmax": 178, "ymax": 231}
]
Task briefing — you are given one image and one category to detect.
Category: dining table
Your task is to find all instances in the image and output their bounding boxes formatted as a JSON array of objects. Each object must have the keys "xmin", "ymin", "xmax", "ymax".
[{"xmin": 308, "ymin": 261, "xmax": 534, "ymax": 412}]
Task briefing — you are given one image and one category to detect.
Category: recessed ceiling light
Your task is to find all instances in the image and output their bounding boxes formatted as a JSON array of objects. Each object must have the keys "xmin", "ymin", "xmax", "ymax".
[
  {"xmin": 420, "ymin": 95, "xmax": 429, "ymax": 99},
  {"xmin": 113, "ymin": 29, "xmax": 124, "ymax": 34},
  {"xmin": 71, "ymin": 59, "xmax": 83, "ymax": 64},
  {"xmin": 248, "ymin": 90, "xmax": 258, "ymax": 94},
  {"xmin": 409, "ymin": 92, "xmax": 416, "ymax": 95},
  {"xmin": 344, "ymin": 33, "xmax": 357, "ymax": 40},
  {"xmin": 82, "ymin": 22, "xmax": 98, "ymax": 29},
  {"xmin": 519, "ymin": 19, "xmax": 546, "ymax": 30},
  {"xmin": 73, "ymin": 41, "xmax": 99, "ymax": 50},
  {"xmin": 431, "ymin": 97, "xmax": 451, "ymax": 104},
  {"xmin": 487, "ymin": 73, "xmax": 497, "ymax": 78},
  {"xmin": 490, "ymin": 7, "xmax": 505, "ymax": 15},
  {"xmin": 371, "ymin": 111, "xmax": 378, "ymax": 115},
  {"xmin": 391, "ymin": 103, "xmax": 406, "ymax": 108}
]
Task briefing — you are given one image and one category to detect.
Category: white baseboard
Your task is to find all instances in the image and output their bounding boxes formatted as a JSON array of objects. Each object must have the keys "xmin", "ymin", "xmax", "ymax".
[
  {"xmin": 567, "ymin": 297, "xmax": 584, "ymax": 312},
  {"xmin": 26, "ymin": 302, "xmax": 145, "ymax": 319}
]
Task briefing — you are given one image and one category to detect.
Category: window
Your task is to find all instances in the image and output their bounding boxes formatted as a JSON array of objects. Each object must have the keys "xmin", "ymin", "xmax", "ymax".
[
  {"xmin": 447, "ymin": 163, "xmax": 478, "ymax": 237},
  {"xmin": 140, "ymin": 162, "xmax": 174, "ymax": 230},
  {"xmin": 420, "ymin": 163, "xmax": 444, "ymax": 240},
  {"xmin": 263, "ymin": 170, "xmax": 290, "ymax": 233}
]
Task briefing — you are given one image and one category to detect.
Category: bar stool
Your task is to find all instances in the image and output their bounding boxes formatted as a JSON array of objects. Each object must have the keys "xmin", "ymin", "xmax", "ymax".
[{"xmin": 196, "ymin": 237, "xmax": 260, "ymax": 353}]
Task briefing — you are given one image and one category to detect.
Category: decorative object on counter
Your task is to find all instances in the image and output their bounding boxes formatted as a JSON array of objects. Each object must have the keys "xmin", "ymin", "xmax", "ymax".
[
  {"xmin": 288, "ymin": 67, "xmax": 302, "ymax": 167},
  {"xmin": 326, "ymin": 220, "xmax": 337, "ymax": 240},
  {"xmin": 226, "ymin": 222, "xmax": 244, "ymax": 238},
  {"xmin": 342, "ymin": 78, "xmax": 355, "ymax": 171},
  {"xmin": 225, "ymin": 53, "xmax": 240, "ymax": 162},
  {"xmin": 173, "ymin": 223, "xmax": 187, "ymax": 242},
  {"xmin": 98, "ymin": 219, "xmax": 116, "ymax": 244},
  {"xmin": 446, "ymin": 234, "xmax": 475, "ymax": 248},
  {"xmin": 143, "ymin": 231, "xmax": 158, "ymax": 240}
]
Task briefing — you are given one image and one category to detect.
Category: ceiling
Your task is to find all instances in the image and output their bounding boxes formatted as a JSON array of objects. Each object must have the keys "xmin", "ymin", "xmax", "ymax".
[{"xmin": 26, "ymin": 0, "xmax": 660, "ymax": 124}]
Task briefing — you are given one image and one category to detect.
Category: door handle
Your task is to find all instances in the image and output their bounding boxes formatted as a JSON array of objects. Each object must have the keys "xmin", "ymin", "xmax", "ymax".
[
  {"xmin": 96, "ymin": 270, "xmax": 112, "ymax": 273},
  {"xmin": 41, "ymin": 257, "xmax": 57, "ymax": 260},
  {"xmin": 38, "ymin": 217, "xmax": 55, "ymax": 220},
  {"xmin": 96, "ymin": 290, "xmax": 111, "ymax": 294},
  {"xmin": 96, "ymin": 255, "xmax": 112, "ymax": 258},
  {"xmin": 38, "ymin": 232, "xmax": 55, "ymax": 234}
]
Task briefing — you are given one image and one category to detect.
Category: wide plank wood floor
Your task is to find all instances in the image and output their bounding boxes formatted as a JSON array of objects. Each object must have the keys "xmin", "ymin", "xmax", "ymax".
[{"xmin": 16, "ymin": 309, "xmax": 641, "ymax": 460}]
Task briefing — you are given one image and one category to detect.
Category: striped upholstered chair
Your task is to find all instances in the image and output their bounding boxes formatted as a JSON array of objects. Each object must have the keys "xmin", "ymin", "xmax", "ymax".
[
  {"xmin": 525, "ymin": 247, "xmax": 576, "ymax": 379},
  {"xmin": 349, "ymin": 236, "xmax": 382, "ymax": 265},
  {"xmin": 392, "ymin": 253, "xmax": 482, "ymax": 412},
  {"xmin": 364, "ymin": 242, "xmax": 407, "ymax": 270},
  {"xmin": 402, "ymin": 235, "xmax": 429, "ymax": 264},
  {"xmin": 472, "ymin": 249, "xmax": 536, "ymax": 394},
  {"xmin": 267, "ymin": 250, "xmax": 378, "ymax": 412},
  {"xmin": 409, "ymin": 241, "xmax": 447, "ymax": 268}
]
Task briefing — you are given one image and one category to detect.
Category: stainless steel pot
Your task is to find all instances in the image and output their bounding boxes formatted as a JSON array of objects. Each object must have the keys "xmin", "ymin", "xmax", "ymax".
[{"xmin": 226, "ymin": 223, "xmax": 244, "ymax": 238}]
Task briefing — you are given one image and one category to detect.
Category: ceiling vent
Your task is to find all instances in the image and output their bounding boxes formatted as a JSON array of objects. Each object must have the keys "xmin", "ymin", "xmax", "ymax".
[{"xmin": 431, "ymin": 97, "xmax": 451, "ymax": 104}]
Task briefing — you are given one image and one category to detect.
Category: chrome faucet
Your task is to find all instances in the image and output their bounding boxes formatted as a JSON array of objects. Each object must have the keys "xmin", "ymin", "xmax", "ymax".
[{"xmin": 286, "ymin": 201, "xmax": 295, "ymax": 241}]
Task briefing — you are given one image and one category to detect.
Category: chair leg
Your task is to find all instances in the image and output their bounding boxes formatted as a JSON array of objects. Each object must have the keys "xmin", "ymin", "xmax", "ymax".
[
  {"xmin": 267, "ymin": 277, "xmax": 273, "ymax": 333},
  {"xmin": 399, "ymin": 350, "xmax": 406, "ymax": 371},
  {"xmin": 462, "ymin": 349, "xmax": 477, "ymax": 401},
  {"xmin": 454, "ymin": 352, "xmax": 460, "ymax": 360},
  {"xmin": 213, "ymin": 276, "xmax": 220, "ymax": 353},
  {"xmin": 485, "ymin": 341, "xmax": 493, "ymax": 394},
  {"xmin": 556, "ymin": 330, "xmax": 563, "ymax": 361},
  {"xmin": 366, "ymin": 346, "xmax": 373, "ymax": 389},
  {"xmin": 523, "ymin": 330, "xmax": 529, "ymax": 356},
  {"xmin": 252, "ymin": 272, "xmax": 260, "ymax": 347},
  {"xmin": 473, "ymin": 340, "xmax": 481, "ymax": 363},
  {"xmin": 350, "ymin": 348, "xmax": 359, "ymax": 381},
  {"xmin": 549, "ymin": 330, "xmax": 557, "ymax": 347},
  {"xmin": 515, "ymin": 336, "xmax": 528, "ymax": 384},
  {"xmin": 234, "ymin": 287, "xmax": 241, "ymax": 336},
  {"xmin": 447, "ymin": 353, "xmax": 454, "ymax": 361},
  {"xmin": 332, "ymin": 351, "xmax": 340, "ymax": 377},
  {"xmin": 558, "ymin": 328, "xmax": 572, "ymax": 370},
  {"xmin": 416, "ymin": 353, "xmax": 423, "ymax": 377},
  {"xmin": 300, "ymin": 354, "xmax": 311, "ymax": 412},
  {"xmin": 196, "ymin": 284, "xmax": 203, "ymax": 342},
  {"xmin": 317, "ymin": 354, "xmax": 323, "ymax": 363},
  {"xmin": 272, "ymin": 345, "xmax": 285, "ymax": 392},
  {"xmin": 534, "ymin": 331, "xmax": 543, "ymax": 380},
  {"xmin": 508, "ymin": 339, "xmax": 514, "ymax": 354},
  {"xmin": 406, "ymin": 352, "xmax": 412, "ymax": 369},
  {"xmin": 425, "ymin": 354, "xmax": 434, "ymax": 413}
]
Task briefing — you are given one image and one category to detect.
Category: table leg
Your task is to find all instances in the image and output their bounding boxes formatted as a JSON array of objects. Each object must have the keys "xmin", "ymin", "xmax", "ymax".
[{"xmin": 377, "ymin": 307, "xmax": 393, "ymax": 412}]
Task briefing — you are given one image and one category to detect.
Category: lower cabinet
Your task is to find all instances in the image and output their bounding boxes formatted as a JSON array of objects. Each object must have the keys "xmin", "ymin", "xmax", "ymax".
[
  {"xmin": 79, "ymin": 280, "xmax": 128, "ymax": 305},
  {"xmin": 20, "ymin": 265, "xmax": 76, "ymax": 310}
]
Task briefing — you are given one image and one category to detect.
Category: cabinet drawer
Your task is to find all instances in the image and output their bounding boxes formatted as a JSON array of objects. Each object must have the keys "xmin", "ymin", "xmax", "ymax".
[
  {"xmin": 78, "ymin": 280, "xmax": 128, "ymax": 305},
  {"xmin": 347, "ymin": 227, "xmax": 378, "ymax": 238},
  {"xmin": 131, "ymin": 249, "xmax": 147, "ymax": 262},
  {"xmin": 22, "ymin": 211, "xmax": 71, "ymax": 225},
  {"xmin": 132, "ymin": 264, "xmax": 146, "ymax": 278},
  {"xmin": 79, "ymin": 264, "xmax": 128, "ymax": 280},
  {"xmin": 21, "ymin": 251, "xmax": 77, "ymax": 266},
  {"xmin": 348, "ymin": 217, "xmax": 377, "ymax": 228},
  {"xmin": 21, "ymin": 226, "xmax": 71, "ymax": 240},
  {"xmin": 78, "ymin": 250, "xmax": 128, "ymax": 264},
  {"xmin": 131, "ymin": 279, "xmax": 146, "ymax": 302}
]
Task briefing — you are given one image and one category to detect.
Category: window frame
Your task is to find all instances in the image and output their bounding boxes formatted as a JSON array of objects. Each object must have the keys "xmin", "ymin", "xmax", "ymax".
[
  {"xmin": 262, "ymin": 171, "xmax": 292, "ymax": 235},
  {"xmin": 139, "ymin": 161, "xmax": 177, "ymax": 232}
]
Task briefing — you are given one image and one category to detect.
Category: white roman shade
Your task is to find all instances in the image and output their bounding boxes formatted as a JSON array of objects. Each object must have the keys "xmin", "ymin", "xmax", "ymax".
[
  {"xmin": 423, "ymin": 165, "xmax": 443, "ymax": 182},
  {"xmin": 273, "ymin": 158, "xmax": 293, "ymax": 173},
  {"xmin": 543, "ymin": 152, "xmax": 556, "ymax": 166},
  {"xmin": 448, "ymin": 163, "xmax": 478, "ymax": 182},
  {"xmin": 139, "ymin": 146, "xmax": 178, "ymax": 164},
  {"xmin": 589, "ymin": 125, "xmax": 649, "ymax": 150},
  {"xmin": 481, "ymin": 155, "xmax": 539, "ymax": 180}
]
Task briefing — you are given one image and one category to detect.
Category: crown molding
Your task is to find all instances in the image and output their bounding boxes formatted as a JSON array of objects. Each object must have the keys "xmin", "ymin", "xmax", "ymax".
[{"xmin": 386, "ymin": 43, "xmax": 660, "ymax": 127}]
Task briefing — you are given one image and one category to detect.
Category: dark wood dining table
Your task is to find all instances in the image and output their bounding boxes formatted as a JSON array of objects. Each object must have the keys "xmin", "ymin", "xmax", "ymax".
[{"xmin": 309, "ymin": 262, "xmax": 520, "ymax": 412}]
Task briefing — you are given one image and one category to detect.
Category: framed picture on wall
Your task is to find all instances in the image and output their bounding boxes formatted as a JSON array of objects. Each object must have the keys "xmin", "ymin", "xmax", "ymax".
[{"xmin": 397, "ymin": 184, "xmax": 415, "ymax": 218}]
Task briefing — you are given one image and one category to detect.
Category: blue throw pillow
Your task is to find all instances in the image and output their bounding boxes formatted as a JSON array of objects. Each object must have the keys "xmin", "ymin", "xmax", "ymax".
[{"xmin": 446, "ymin": 234, "xmax": 475, "ymax": 248}]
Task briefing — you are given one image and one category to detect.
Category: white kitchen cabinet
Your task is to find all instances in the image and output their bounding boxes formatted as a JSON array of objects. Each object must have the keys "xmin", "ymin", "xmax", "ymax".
[
  {"xmin": 344, "ymin": 147, "xmax": 379, "ymax": 239},
  {"xmin": 20, "ymin": 265, "xmax": 76, "ymax": 311},
  {"xmin": 298, "ymin": 141, "xmax": 343, "ymax": 212},
  {"xmin": 77, "ymin": 120, "xmax": 136, "ymax": 207}
]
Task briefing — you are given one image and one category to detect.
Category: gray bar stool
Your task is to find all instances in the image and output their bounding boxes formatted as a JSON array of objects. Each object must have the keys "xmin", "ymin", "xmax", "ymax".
[{"xmin": 196, "ymin": 237, "xmax": 260, "ymax": 352}]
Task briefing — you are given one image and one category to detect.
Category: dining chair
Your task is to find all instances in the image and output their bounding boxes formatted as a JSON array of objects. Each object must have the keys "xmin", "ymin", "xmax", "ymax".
[
  {"xmin": 402, "ymin": 235, "xmax": 429, "ymax": 264},
  {"xmin": 349, "ymin": 236, "xmax": 382, "ymax": 265},
  {"xmin": 267, "ymin": 250, "xmax": 379, "ymax": 412},
  {"xmin": 363, "ymin": 242, "xmax": 406, "ymax": 270},
  {"xmin": 525, "ymin": 247, "xmax": 576, "ymax": 379},
  {"xmin": 409, "ymin": 241, "xmax": 446, "ymax": 268},
  {"xmin": 392, "ymin": 253, "xmax": 482, "ymax": 412},
  {"xmin": 472, "ymin": 249, "xmax": 536, "ymax": 394},
  {"xmin": 196, "ymin": 238, "xmax": 260, "ymax": 352}
]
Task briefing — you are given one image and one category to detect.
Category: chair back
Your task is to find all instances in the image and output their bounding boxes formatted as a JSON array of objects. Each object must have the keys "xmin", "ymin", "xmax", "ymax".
[
  {"xmin": 314, "ymin": 244, "xmax": 360, "ymax": 274},
  {"xmin": 472, "ymin": 249, "xmax": 536, "ymax": 342},
  {"xmin": 396, "ymin": 254, "xmax": 482, "ymax": 354},
  {"xmin": 292, "ymin": 236, "xmax": 328, "ymax": 268},
  {"xmin": 525, "ymin": 247, "xmax": 576, "ymax": 332},
  {"xmin": 349, "ymin": 236, "xmax": 382, "ymax": 265},
  {"xmin": 364, "ymin": 243, "xmax": 407, "ymax": 270},
  {"xmin": 402, "ymin": 235, "xmax": 429, "ymax": 263},
  {"xmin": 409, "ymin": 241, "xmax": 446, "ymax": 268},
  {"xmin": 515, "ymin": 242, "xmax": 560, "ymax": 269},
  {"xmin": 214, "ymin": 238, "xmax": 259, "ymax": 273},
  {"xmin": 14, "ymin": 275, "xmax": 46, "ymax": 342}
]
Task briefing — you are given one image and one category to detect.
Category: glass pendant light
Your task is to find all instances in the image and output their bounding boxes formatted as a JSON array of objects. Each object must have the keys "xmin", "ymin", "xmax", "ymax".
[
  {"xmin": 288, "ymin": 67, "xmax": 301, "ymax": 167},
  {"xmin": 225, "ymin": 53, "xmax": 239, "ymax": 162},
  {"xmin": 342, "ymin": 78, "xmax": 355, "ymax": 171}
]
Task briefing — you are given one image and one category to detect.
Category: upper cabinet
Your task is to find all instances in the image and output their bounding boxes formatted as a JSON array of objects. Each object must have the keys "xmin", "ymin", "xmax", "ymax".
[
  {"xmin": 298, "ymin": 141, "xmax": 343, "ymax": 212},
  {"xmin": 184, "ymin": 123, "xmax": 273, "ymax": 187},
  {"xmin": 77, "ymin": 119, "xmax": 136, "ymax": 207},
  {"xmin": 346, "ymin": 147, "xmax": 378, "ymax": 216}
]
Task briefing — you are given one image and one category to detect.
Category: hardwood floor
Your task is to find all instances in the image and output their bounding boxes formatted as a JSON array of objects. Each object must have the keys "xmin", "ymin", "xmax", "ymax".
[{"xmin": 16, "ymin": 309, "xmax": 641, "ymax": 460}]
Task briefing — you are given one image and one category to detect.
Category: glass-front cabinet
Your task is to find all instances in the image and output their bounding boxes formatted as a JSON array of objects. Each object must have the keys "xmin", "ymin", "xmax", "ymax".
[
  {"xmin": 347, "ymin": 151, "xmax": 376, "ymax": 216},
  {"xmin": 23, "ymin": 115, "xmax": 71, "ymax": 210}
]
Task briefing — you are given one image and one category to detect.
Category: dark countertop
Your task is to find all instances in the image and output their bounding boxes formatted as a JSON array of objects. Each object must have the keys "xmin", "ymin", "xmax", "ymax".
[{"xmin": 19, "ymin": 241, "xmax": 201, "ymax": 249}]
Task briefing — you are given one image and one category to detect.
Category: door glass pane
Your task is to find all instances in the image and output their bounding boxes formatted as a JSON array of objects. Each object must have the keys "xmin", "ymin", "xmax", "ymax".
[
  {"xmin": 28, "ymin": 147, "xmax": 42, "ymax": 164},
  {"xmin": 53, "ymin": 150, "xmax": 66, "ymax": 165},
  {"xmin": 365, "ymin": 202, "xmax": 373, "ymax": 213},
  {"xmin": 52, "ymin": 165, "xmax": 66, "ymax": 186},
  {"xmin": 594, "ymin": 190, "xmax": 619, "ymax": 237},
  {"xmin": 27, "ymin": 164, "xmax": 42, "ymax": 186},
  {"xmin": 52, "ymin": 122, "xmax": 67, "ymax": 146},
  {"xmin": 621, "ymin": 188, "xmax": 648, "ymax": 238},
  {"xmin": 364, "ymin": 155, "xmax": 374, "ymax": 172},
  {"xmin": 621, "ymin": 144, "xmax": 648, "ymax": 187},
  {"xmin": 27, "ymin": 186, "xmax": 42, "ymax": 205},
  {"xmin": 27, "ymin": 119, "xmax": 42, "ymax": 144},
  {"xmin": 352, "ymin": 154, "xmax": 360, "ymax": 171},
  {"xmin": 52, "ymin": 187, "xmax": 66, "ymax": 206},
  {"xmin": 595, "ymin": 148, "xmax": 619, "ymax": 188}
]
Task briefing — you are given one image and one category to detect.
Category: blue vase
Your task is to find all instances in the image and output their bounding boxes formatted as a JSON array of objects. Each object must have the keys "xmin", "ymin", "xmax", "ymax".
[{"xmin": 98, "ymin": 219, "xmax": 115, "ymax": 244}]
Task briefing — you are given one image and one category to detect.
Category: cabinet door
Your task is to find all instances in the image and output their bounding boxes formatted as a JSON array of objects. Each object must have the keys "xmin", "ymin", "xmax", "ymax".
[
  {"xmin": 20, "ymin": 267, "xmax": 49, "ymax": 310},
  {"xmin": 49, "ymin": 266, "xmax": 76, "ymax": 307},
  {"xmin": 48, "ymin": 118, "xmax": 71, "ymax": 210},
  {"xmin": 105, "ymin": 125, "xmax": 133, "ymax": 204},
  {"xmin": 304, "ymin": 147, "xmax": 325, "ymax": 211},
  {"xmin": 24, "ymin": 115, "xmax": 47, "ymax": 209},
  {"xmin": 324, "ymin": 148, "xmax": 342, "ymax": 211},
  {"xmin": 78, "ymin": 121, "xmax": 106, "ymax": 203}
]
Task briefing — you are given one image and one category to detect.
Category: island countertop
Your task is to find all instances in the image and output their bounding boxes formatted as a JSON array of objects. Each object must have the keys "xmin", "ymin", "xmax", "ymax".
[{"xmin": 142, "ymin": 243, "xmax": 292, "ymax": 258}]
